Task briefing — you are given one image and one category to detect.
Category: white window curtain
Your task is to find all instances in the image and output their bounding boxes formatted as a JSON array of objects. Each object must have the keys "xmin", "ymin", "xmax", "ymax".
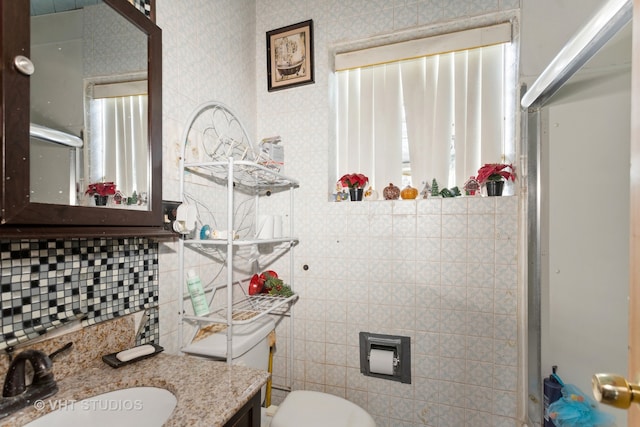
[
  {"xmin": 337, "ymin": 64, "xmax": 403, "ymax": 189},
  {"xmin": 400, "ymin": 43, "xmax": 505, "ymax": 187},
  {"xmin": 334, "ymin": 23, "xmax": 512, "ymax": 190},
  {"xmin": 88, "ymin": 94, "xmax": 148, "ymax": 196}
]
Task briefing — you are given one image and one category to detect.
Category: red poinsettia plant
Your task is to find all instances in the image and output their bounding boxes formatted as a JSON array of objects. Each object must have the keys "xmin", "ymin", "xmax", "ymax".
[
  {"xmin": 339, "ymin": 173, "xmax": 369, "ymax": 189},
  {"xmin": 85, "ymin": 182, "xmax": 116, "ymax": 197},
  {"xmin": 475, "ymin": 163, "xmax": 516, "ymax": 184}
]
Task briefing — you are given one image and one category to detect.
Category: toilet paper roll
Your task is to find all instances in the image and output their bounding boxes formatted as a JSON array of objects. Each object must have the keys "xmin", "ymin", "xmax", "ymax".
[
  {"xmin": 369, "ymin": 349, "xmax": 395, "ymax": 375},
  {"xmin": 257, "ymin": 215, "xmax": 274, "ymax": 239},
  {"xmin": 273, "ymin": 215, "xmax": 283, "ymax": 238}
]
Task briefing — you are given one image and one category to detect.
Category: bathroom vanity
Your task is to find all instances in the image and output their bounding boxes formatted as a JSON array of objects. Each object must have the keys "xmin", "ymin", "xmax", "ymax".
[
  {"xmin": 0, "ymin": 317, "xmax": 267, "ymax": 427},
  {"xmin": 1, "ymin": 352, "xmax": 267, "ymax": 427}
]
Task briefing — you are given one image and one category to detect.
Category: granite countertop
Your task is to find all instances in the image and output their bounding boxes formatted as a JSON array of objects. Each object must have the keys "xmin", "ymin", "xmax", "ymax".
[{"xmin": 1, "ymin": 353, "xmax": 270, "ymax": 427}]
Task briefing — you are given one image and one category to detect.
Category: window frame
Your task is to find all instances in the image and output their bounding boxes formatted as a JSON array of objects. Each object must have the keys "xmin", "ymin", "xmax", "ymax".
[{"xmin": 330, "ymin": 17, "xmax": 520, "ymax": 198}]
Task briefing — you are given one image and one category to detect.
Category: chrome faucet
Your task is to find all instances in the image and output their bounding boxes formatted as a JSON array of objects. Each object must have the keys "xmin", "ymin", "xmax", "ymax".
[{"xmin": 0, "ymin": 347, "xmax": 63, "ymax": 419}]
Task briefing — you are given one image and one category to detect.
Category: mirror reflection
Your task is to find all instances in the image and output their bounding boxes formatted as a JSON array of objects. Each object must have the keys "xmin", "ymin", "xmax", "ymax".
[{"xmin": 29, "ymin": 0, "xmax": 149, "ymax": 210}]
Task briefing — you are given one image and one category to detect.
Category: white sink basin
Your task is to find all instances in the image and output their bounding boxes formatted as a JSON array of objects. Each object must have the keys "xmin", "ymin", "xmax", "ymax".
[{"xmin": 25, "ymin": 387, "xmax": 177, "ymax": 427}]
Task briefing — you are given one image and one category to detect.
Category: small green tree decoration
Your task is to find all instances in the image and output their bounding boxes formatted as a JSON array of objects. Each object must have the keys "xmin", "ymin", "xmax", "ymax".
[{"xmin": 431, "ymin": 178, "xmax": 439, "ymax": 197}]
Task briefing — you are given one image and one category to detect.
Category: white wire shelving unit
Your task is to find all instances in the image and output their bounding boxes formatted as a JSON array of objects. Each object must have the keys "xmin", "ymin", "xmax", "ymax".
[
  {"xmin": 176, "ymin": 102, "xmax": 299, "ymax": 396},
  {"xmin": 178, "ymin": 157, "xmax": 299, "ymax": 368}
]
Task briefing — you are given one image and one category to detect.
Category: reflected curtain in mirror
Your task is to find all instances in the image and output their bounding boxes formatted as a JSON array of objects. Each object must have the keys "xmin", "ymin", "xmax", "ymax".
[{"xmin": 86, "ymin": 80, "xmax": 148, "ymax": 202}]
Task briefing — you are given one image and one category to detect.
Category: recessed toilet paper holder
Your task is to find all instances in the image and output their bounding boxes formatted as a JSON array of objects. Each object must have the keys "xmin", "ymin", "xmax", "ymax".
[{"xmin": 359, "ymin": 332, "xmax": 411, "ymax": 384}]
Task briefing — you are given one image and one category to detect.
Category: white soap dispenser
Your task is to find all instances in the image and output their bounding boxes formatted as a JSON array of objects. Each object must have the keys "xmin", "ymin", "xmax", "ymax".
[{"xmin": 186, "ymin": 270, "xmax": 209, "ymax": 316}]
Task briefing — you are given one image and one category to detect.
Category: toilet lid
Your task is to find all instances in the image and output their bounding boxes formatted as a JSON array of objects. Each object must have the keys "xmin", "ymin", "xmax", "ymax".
[
  {"xmin": 182, "ymin": 316, "xmax": 274, "ymax": 358},
  {"xmin": 270, "ymin": 390, "xmax": 376, "ymax": 427}
]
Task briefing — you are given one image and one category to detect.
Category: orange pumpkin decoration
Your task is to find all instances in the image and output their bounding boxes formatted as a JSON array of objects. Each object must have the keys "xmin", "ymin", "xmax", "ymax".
[{"xmin": 401, "ymin": 185, "xmax": 418, "ymax": 200}]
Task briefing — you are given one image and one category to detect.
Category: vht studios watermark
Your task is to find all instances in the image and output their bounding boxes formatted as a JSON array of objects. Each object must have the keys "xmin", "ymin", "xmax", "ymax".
[{"xmin": 34, "ymin": 398, "xmax": 144, "ymax": 412}]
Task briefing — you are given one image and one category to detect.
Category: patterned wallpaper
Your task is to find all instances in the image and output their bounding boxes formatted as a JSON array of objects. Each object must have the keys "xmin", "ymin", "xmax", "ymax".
[{"xmin": 84, "ymin": 2, "xmax": 148, "ymax": 77}]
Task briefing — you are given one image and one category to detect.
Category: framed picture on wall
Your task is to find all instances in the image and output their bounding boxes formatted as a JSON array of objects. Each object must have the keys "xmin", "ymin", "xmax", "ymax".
[{"xmin": 266, "ymin": 20, "xmax": 314, "ymax": 91}]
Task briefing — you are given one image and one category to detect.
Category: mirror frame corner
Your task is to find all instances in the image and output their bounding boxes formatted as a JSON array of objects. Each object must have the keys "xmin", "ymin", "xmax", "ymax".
[{"xmin": 0, "ymin": 0, "xmax": 165, "ymax": 237}]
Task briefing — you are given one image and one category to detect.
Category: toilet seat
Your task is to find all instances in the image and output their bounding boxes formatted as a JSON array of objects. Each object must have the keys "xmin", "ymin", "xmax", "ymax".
[{"xmin": 270, "ymin": 390, "xmax": 376, "ymax": 427}]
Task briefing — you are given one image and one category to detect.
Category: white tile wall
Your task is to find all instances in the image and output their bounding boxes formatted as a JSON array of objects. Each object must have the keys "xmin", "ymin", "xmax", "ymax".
[
  {"xmin": 253, "ymin": 0, "xmax": 522, "ymax": 423},
  {"xmin": 156, "ymin": 0, "xmax": 522, "ymax": 425},
  {"xmin": 266, "ymin": 196, "xmax": 518, "ymax": 426}
]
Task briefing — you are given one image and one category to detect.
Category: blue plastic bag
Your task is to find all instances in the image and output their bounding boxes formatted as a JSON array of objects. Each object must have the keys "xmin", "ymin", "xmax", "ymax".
[{"xmin": 546, "ymin": 373, "xmax": 615, "ymax": 427}]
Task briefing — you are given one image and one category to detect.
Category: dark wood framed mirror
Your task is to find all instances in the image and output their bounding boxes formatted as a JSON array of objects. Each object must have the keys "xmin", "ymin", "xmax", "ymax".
[{"xmin": 0, "ymin": 0, "xmax": 166, "ymax": 237}]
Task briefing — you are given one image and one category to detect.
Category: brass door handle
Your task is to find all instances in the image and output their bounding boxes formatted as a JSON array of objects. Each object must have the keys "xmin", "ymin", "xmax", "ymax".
[{"xmin": 592, "ymin": 373, "xmax": 640, "ymax": 409}]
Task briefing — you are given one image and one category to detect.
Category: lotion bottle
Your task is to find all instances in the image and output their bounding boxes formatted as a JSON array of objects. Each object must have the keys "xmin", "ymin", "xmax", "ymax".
[{"xmin": 186, "ymin": 270, "xmax": 209, "ymax": 316}]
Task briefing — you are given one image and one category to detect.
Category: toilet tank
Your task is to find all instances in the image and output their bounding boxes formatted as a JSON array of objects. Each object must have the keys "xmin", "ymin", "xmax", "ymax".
[{"xmin": 182, "ymin": 315, "xmax": 275, "ymax": 371}]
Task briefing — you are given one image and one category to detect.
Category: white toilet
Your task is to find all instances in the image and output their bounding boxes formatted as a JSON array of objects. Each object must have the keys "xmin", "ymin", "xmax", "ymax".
[
  {"xmin": 182, "ymin": 316, "xmax": 276, "ymax": 403},
  {"xmin": 270, "ymin": 389, "xmax": 376, "ymax": 427},
  {"xmin": 182, "ymin": 316, "xmax": 376, "ymax": 426}
]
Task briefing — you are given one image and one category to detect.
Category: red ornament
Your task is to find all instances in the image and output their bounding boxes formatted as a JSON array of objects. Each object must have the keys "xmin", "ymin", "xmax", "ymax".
[{"xmin": 248, "ymin": 274, "xmax": 264, "ymax": 295}]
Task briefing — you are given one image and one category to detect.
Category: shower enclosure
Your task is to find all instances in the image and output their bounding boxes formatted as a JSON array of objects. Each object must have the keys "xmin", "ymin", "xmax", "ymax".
[{"xmin": 522, "ymin": 0, "xmax": 633, "ymax": 425}]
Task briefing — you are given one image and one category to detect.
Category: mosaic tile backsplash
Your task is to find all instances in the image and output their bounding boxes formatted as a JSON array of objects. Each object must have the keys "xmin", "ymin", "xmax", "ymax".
[
  {"xmin": 129, "ymin": 0, "xmax": 152, "ymax": 19},
  {"xmin": 0, "ymin": 238, "xmax": 159, "ymax": 350}
]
